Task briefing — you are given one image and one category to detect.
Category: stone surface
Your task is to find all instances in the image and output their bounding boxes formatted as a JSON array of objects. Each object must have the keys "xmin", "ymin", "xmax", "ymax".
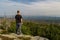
[
  {"xmin": 0, "ymin": 29, "xmax": 3, "ymax": 33},
  {"xmin": 31, "ymin": 36, "xmax": 40, "ymax": 40},
  {"xmin": 0, "ymin": 33, "xmax": 49, "ymax": 40},
  {"xmin": 39, "ymin": 37, "xmax": 49, "ymax": 40},
  {"xmin": 0, "ymin": 34, "xmax": 17, "ymax": 40},
  {"xmin": 0, "ymin": 38, "xmax": 2, "ymax": 40}
]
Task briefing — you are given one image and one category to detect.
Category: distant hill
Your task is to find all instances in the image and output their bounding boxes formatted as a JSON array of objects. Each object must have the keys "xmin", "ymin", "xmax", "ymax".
[
  {"xmin": 23, "ymin": 16, "xmax": 60, "ymax": 23},
  {"xmin": 0, "ymin": 15, "xmax": 60, "ymax": 23}
]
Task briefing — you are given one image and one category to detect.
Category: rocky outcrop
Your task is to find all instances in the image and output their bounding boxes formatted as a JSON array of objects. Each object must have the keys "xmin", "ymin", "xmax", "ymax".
[{"xmin": 0, "ymin": 33, "xmax": 49, "ymax": 40}]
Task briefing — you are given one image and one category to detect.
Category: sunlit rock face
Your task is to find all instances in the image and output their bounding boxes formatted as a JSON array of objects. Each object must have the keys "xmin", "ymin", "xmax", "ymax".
[{"xmin": 0, "ymin": 33, "xmax": 49, "ymax": 40}]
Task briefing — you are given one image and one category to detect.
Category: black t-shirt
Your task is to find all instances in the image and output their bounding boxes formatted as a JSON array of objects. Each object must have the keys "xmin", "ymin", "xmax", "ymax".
[{"xmin": 15, "ymin": 15, "xmax": 22, "ymax": 23}]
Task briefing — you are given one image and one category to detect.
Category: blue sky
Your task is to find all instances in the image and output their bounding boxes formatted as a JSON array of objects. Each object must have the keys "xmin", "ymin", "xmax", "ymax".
[
  {"xmin": 10, "ymin": 0, "xmax": 46, "ymax": 4},
  {"xmin": 0, "ymin": 0, "xmax": 60, "ymax": 16}
]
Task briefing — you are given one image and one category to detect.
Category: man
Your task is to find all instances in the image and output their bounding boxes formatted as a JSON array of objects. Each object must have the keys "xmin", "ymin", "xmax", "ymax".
[{"xmin": 15, "ymin": 10, "xmax": 23, "ymax": 35}]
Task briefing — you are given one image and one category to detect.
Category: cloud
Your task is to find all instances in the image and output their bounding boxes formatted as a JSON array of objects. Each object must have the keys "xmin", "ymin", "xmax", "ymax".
[
  {"xmin": 10, "ymin": 0, "xmax": 46, "ymax": 4},
  {"xmin": 10, "ymin": 0, "xmax": 60, "ymax": 4},
  {"xmin": 20, "ymin": 1, "xmax": 60, "ymax": 16},
  {"xmin": 0, "ymin": 0, "xmax": 60, "ymax": 17}
]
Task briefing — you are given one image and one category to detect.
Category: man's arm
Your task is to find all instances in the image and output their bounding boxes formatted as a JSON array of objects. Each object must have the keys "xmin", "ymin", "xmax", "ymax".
[
  {"xmin": 21, "ymin": 18, "xmax": 23, "ymax": 24},
  {"xmin": 15, "ymin": 15, "xmax": 16, "ymax": 19}
]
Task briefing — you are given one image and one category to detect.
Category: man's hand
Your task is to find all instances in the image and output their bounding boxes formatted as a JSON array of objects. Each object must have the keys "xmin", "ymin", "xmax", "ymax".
[{"xmin": 21, "ymin": 19, "xmax": 23, "ymax": 24}]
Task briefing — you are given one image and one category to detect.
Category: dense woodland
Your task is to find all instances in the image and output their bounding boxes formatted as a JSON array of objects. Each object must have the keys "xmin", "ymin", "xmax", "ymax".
[{"xmin": 0, "ymin": 19, "xmax": 60, "ymax": 40}]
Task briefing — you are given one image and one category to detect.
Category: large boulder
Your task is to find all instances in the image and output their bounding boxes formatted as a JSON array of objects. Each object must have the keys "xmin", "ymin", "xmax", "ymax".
[
  {"xmin": 0, "ymin": 34, "xmax": 17, "ymax": 40},
  {"xmin": 0, "ymin": 33, "xmax": 49, "ymax": 40},
  {"xmin": 31, "ymin": 36, "xmax": 40, "ymax": 40},
  {"xmin": 39, "ymin": 37, "xmax": 49, "ymax": 40},
  {"xmin": 31, "ymin": 36, "xmax": 49, "ymax": 40}
]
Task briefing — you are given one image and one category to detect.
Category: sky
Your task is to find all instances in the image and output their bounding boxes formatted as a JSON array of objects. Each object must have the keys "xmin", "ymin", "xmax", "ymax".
[{"xmin": 0, "ymin": 0, "xmax": 60, "ymax": 17}]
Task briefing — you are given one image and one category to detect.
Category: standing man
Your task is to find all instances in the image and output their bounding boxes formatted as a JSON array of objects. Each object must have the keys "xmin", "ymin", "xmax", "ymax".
[{"xmin": 15, "ymin": 10, "xmax": 23, "ymax": 35}]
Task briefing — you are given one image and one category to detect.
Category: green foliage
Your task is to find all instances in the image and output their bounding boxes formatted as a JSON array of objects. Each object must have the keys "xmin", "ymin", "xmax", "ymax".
[
  {"xmin": 22, "ymin": 21, "xmax": 60, "ymax": 40},
  {"xmin": 21, "ymin": 25, "xmax": 31, "ymax": 35},
  {"xmin": 0, "ymin": 20, "xmax": 60, "ymax": 40},
  {"xmin": 0, "ymin": 20, "xmax": 7, "ymax": 30},
  {"xmin": 8, "ymin": 21, "xmax": 16, "ymax": 33}
]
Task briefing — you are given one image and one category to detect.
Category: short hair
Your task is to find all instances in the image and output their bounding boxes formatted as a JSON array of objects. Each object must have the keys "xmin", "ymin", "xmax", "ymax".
[{"xmin": 17, "ymin": 10, "xmax": 20, "ymax": 13}]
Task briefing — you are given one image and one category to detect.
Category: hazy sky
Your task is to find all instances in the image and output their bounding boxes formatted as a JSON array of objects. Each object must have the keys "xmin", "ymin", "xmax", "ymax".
[{"xmin": 0, "ymin": 0, "xmax": 60, "ymax": 16}]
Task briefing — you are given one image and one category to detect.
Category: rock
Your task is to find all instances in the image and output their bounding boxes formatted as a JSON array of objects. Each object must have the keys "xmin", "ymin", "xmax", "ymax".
[
  {"xmin": 9, "ymin": 33, "xmax": 17, "ymax": 36},
  {"xmin": 31, "ymin": 36, "xmax": 40, "ymax": 40},
  {"xmin": 0, "ymin": 38, "xmax": 2, "ymax": 40},
  {"xmin": 31, "ymin": 36, "xmax": 49, "ymax": 40},
  {"xmin": 0, "ymin": 34, "xmax": 17, "ymax": 40},
  {"xmin": 0, "ymin": 29, "xmax": 3, "ymax": 33},
  {"xmin": 39, "ymin": 37, "xmax": 49, "ymax": 40},
  {"xmin": 17, "ymin": 34, "xmax": 31, "ymax": 40},
  {"xmin": 0, "ymin": 33, "xmax": 49, "ymax": 40}
]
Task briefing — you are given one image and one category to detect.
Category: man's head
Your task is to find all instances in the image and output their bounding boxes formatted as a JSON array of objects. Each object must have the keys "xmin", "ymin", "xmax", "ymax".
[{"xmin": 17, "ymin": 10, "xmax": 20, "ymax": 15}]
